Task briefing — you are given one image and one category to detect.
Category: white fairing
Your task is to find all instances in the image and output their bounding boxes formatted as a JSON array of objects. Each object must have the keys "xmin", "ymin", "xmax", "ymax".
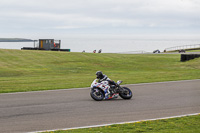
[
  {"xmin": 91, "ymin": 79, "xmax": 110, "ymax": 99},
  {"xmin": 91, "ymin": 79, "xmax": 109, "ymax": 89},
  {"xmin": 91, "ymin": 79, "xmax": 98, "ymax": 88}
]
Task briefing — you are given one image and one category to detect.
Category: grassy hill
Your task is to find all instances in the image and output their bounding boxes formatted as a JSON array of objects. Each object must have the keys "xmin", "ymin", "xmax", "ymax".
[{"xmin": 0, "ymin": 49, "xmax": 200, "ymax": 93}]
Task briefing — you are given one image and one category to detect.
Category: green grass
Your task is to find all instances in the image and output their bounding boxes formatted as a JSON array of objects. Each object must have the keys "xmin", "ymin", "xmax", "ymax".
[
  {"xmin": 0, "ymin": 49, "xmax": 200, "ymax": 93},
  {"xmin": 44, "ymin": 114, "xmax": 200, "ymax": 133},
  {"xmin": 186, "ymin": 49, "xmax": 200, "ymax": 52}
]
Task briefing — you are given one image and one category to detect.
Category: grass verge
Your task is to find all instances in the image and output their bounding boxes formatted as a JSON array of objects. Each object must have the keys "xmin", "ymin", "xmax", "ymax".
[
  {"xmin": 43, "ymin": 114, "xmax": 200, "ymax": 133},
  {"xmin": 0, "ymin": 49, "xmax": 200, "ymax": 93},
  {"xmin": 186, "ymin": 50, "xmax": 200, "ymax": 52}
]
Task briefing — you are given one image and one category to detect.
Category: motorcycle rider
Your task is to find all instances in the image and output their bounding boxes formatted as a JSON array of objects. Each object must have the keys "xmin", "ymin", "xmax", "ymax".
[{"xmin": 95, "ymin": 71, "xmax": 118, "ymax": 99}]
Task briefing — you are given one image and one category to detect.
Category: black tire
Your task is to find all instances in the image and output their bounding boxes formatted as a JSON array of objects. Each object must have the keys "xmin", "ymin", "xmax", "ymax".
[
  {"xmin": 119, "ymin": 87, "xmax": 132, "ymax": 99},
  {"xmin": 90, "ymin": 88, "xmax": 105, "ymax": 101}
]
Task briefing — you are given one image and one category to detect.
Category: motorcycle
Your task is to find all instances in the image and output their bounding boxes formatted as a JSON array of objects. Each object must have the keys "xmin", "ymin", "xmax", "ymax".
[{"xmin": 90, "ymin": 79, "xmax": 132, "ymax": 101}]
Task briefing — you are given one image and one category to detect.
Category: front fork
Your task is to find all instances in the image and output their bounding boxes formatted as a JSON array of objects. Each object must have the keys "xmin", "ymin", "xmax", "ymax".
[{"xmin": 104, "ymin": 86, "xmax": 111, "ymax": 99}]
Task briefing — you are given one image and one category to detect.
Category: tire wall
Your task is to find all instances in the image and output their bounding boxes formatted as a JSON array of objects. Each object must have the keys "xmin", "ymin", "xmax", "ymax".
[{"xmin": 181, "ymin": 54, "xmax": 200, "ymax": 62}]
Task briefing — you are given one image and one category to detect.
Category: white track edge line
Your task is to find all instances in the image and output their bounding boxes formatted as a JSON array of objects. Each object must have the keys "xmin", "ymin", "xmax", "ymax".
[{"xmin": 28, "ymin": 113, "xmax": 200, "ymax": 133}]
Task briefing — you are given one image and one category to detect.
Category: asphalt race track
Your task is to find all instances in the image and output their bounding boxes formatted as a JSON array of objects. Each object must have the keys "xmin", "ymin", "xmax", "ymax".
[{"xmin": 0, "ymin": 80, "xmax": 200, "ymax": 133}]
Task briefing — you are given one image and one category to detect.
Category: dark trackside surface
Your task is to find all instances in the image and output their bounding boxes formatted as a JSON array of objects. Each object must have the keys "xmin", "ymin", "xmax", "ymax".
[{"xmin": 0, "ymin": 80, "xmax": 199, "ymax": 133}]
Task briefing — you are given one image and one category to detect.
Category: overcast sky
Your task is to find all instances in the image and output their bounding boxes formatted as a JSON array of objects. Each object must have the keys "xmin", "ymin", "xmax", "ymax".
[{"xmin": 0, "ymin": 0, "xmax": 199, "ymax": 38}]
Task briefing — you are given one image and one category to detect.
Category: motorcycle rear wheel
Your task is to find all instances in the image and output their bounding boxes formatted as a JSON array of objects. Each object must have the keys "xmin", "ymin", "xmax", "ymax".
[
  {"xmin": 119, "ymin": 87, "xmax": 132, "ymax": 99},
  {"xmin": 90, "ymin": 88, "xmax": 104, "ymax": 101}
]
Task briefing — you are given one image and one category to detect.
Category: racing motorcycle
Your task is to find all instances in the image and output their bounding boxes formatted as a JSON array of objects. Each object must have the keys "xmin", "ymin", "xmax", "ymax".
[{"xmin": 90, "ymin": 79, "xmax": 132, "ymax": 101}]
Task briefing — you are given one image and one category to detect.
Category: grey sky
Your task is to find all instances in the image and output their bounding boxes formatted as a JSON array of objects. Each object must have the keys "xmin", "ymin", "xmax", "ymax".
[{"xmin": 0, "ymin": 0, "xmax": 199, "ymax": 38}]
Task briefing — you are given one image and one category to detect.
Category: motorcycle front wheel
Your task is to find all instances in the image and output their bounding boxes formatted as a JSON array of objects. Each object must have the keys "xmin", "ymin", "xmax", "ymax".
[
  {"xmin": 90, "ymin": 88, "xmax": 104, "ymax": 101},
  {"xmin": 119, "ymin": 87, "xmax": 132, "ymax": 100}
]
